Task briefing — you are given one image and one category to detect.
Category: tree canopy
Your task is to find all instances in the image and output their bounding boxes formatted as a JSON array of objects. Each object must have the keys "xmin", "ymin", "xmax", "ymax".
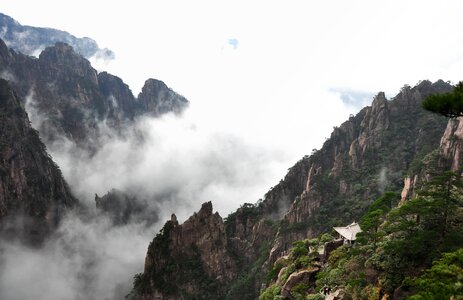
[{"xmin": 422, "ymin": 81, "xmax": 463, "ymax": 118}]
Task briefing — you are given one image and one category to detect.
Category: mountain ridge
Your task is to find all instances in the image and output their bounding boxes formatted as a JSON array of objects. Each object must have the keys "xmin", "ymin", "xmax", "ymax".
[
  {"xmin": 0, "ymin": 12, "xmax": 114, "ymax": 59},
  {"xmin": 131, "ymin": 79, "xmax": 454, "ymax": 299},
  {"xmin": 0, "ymin": 37, "xmax": 189, "ymax": 147}
]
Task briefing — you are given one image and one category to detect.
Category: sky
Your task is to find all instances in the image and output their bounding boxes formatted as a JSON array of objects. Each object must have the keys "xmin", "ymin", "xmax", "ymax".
[
  {"xmin": 1, "ymin": 1, "xmax": 463, "ymax": 299},
  {"xmin": 1, "ymin": 0, "xmax": 463, "ymax": 216}
]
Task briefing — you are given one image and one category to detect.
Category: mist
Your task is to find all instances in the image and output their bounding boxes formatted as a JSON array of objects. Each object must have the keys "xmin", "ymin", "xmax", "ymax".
[
  {"xmin": 0, "ymin": 213, "xmax": 152, "ymax": 300},
  {"xmin": 0, "ymin": 72, "xmax": 356, "ymax": 299}
]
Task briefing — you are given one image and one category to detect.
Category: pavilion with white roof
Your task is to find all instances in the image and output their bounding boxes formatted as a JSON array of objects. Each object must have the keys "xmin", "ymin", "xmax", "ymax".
[{"xmin": 333, "ymin": 222, "xmax": 362, "ymax": 244}]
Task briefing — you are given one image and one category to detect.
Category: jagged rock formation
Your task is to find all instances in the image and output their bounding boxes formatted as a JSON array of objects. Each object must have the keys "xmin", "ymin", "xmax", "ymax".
[
  {"xmin": 95, "ymin": 189, "xmax": 158, "ymax": 226},
  {"xmin": 0, "ymin": 12, "xmax": 114, "ymax": 59},
  {"xmin": 267, "ymin": 80, "xmax": 451, "ymax": 259},
  {"xmin": 138, "ymin": 79, "xmax": 189, "ymax": 116},
  {"xmin": 0, "ymin": 38, "xmax": 189, "ymax": 147},
  {"xmin": 132, "ymin": 80, "xmax": 454, "ymax": 299},
  {"xmin": 133, "ymin": 202, "xmax": 277, "ymax": 299},
  {"xmin": 0, "ymin": 79, "xmax": 77, "ymax": 244},
  {"xmin": 135, "ymin": 202, "xmax": 238, "ymax": 299}
]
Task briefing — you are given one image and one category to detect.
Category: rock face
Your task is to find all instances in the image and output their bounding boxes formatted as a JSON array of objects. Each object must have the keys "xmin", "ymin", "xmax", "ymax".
[
  {"xmin": 0, "ymin": 79, "xmax": 77, "ymax": 243},
  {"xmin": 0, "ymin": 12, "xmax": 114, "ymax": 59},
  {"xmin": 281, "ymin": 268, "xmax": 319, "ymax": 299},
  {"xmin": 138, "ymin": 79, "xmax": 189, "ymax": 116},
  {"xmin": 135, "ymin": 202, "xmax": 238, "ymax": 299},
  {"xmin": 267, "ymin": 80, "xmax": 451, "ymax": 259},
  {"xmin": 439, "ymin": 117, "xmax": 463, "ymax": 172},
  {"xmin": 133, "ymin": 202, "xmax": 277, "ymax": 299},
  {"xmin": 95, "ymin": 189, "xmax": 158, "ymax": 226},
  {"xmin": 0, "ymin": 37, "xmax": 189, "ymax": 147},
  {"xmin": 323, "ymin": 239, "xmax": 344, "ymax": 262},
  {"xmin": 132, "ymin": 80, "xmax": 454, "ymax": 300}
]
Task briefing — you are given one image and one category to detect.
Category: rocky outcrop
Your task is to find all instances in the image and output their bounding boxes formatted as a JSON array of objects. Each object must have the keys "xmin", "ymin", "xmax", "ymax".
[
  {"xmin": 133, "ymin": 202, "xmax": 277, "ymax": 299},
  {"xmin": 95, "ymin": 189, "xmax": 158, "ymax": 226},
  {"xmin": 97, "ymin": 72, "xmax": 138, "ymax": 121},
  {"xmin": 135, "ymin": 202, "xmax": 238, "ymax": 299},
  {"xmin": 439, "ymin": 117, "xmax": 463, "ymax": 171},
  {"xmin": 281, "ymin": 268, "xmax": 319, "ymax": 299},
  {"xmin": 0, "ymin": 79, "xmax": 77, "ymax": 244},
  {"xmin": 323, "ymin": 239, "xmax": 344, "ymax": 262},
  {"xmin": 138, "ymin": 79, "xmax": 189, "ymax": 116},
  {"xmin": 0, "ymin": 12, "xmax": 114, "ymax": 59},
  {"xmin": 0, "ymin": 38, "xmax": 189, "ymax": 147}
]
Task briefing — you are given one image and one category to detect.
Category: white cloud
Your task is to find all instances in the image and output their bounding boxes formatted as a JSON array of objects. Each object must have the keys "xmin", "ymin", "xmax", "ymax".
[{"xmin": 0, "ymin": 214, "xmax": 153, "ymax": 300}]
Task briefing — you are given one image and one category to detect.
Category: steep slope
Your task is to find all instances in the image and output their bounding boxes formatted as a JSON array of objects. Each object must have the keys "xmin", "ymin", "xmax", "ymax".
[
  {"xmin": 266, "ymin": 80, "xmax": 451, "ymax": 259},
  {"xmin": 0, "ymin": 79, "xmax": 77, "ymax": 244},
  {"xmin": 132, "ymin": 80, "xmax": 452, "ymax": 299},
  {"xmin": 0, "ymin": 12, "xmax": 114, "ymax": 59},
  {"xmin": 0, "ymin": 38, "xmax": 189, "ymax": 146},
  {"xmin": 262, "ymin": 108, "xmax": 463, "ymax": 299}
]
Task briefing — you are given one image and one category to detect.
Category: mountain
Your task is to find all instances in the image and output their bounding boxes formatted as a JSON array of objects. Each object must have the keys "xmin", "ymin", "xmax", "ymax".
[
  {"xmin": 260, "ymin": 107, "xmax": 463, "ymax": 299},
  {"xmin": 0, "ymin": 38, "xmax": 189, "ymax": 147},
  {"xmin": 265, "ymin": 80, "xmax": 451, "ymax": 260},
  {"xmin": 0, "ymin": 12, "xmax": 114, "ymax": 59},
  {"xmin": 130, "ymin": 80, "xmax": 454, "ymax": 299},
  {"xmin": 0, "ymin": 79, "xmax": 77, "ymax": 244},
  {"xmin": 95, "ymin": 189, "xmax": 159, "ymax": 226},
  {"xmin": 138, "ymin": 79, "xmax": 189, "ymax": 116}
]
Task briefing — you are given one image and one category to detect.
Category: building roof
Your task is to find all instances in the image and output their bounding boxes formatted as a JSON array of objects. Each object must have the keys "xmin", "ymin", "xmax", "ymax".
[{"xmin": 333, "ymin": 222, "xmax": 362, "ymax": 241}]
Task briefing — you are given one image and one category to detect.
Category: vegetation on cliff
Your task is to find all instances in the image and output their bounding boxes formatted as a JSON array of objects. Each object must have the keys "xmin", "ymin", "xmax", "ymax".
[
  {"xmin": 260, "ymin": 170, "xmax": 463, "ymax": 299},
  {"xmin": 422, "ymin": 81, "xmax": 463, "ymax": 118},
  {"xmin": 258, "ymin": 82, "xmax": 463, "ymax": 299}
]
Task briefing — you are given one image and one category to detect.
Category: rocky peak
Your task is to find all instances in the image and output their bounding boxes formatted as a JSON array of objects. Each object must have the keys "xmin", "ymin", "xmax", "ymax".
[
  {"xmin": 39, "ymin": 42, "xmax": 98, "ymax": 83},
  {"xmin": 170, "ymin": 213, "xmax": 178, "ymax": 224},
  {"xmin": 136, "ymin": 201, "xmax": 238, "ymax": 299},
  {"xmin": 196, "ymin": 200, "xmax": 213, "ymax": 217},
  {"xmin": 0, "ymin": 12, "xmax": 114, "ymax": 59},
  {"xmin": 138, "ymin": 78, "xmax": 189, "ymax": 116},
  {"xmin": 97, "ymin": 71, "xmax": 137, "ymax": 120},
  {"xmin": 365, "ymin": 91, "xmax": 390, "ymax": 134},
  {"xmin": 371, "ymin": 91, "xmax": 387, "ymax": 110},
  {"xmin": 0, "ymin": 38, "xmax": 190, "ymax": 147}
]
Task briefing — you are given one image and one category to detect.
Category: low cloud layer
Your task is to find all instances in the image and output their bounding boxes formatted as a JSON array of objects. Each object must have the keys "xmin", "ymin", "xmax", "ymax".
[
  {"xmin": 1, "ymin": 80, "xmax": 356, "ymax": 299},
  {"xmin": 47, "ymin": 112, "xmax": 289, "ymax": 220},
  {"xmin": 0, "ymin": 214, "xmax": 152, "ymax": 300}
]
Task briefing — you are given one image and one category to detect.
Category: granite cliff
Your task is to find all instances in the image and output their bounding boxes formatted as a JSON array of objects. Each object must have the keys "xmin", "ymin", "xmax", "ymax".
[{"xmin": 0, "ymin": 79, "xmax": 77, "ymax": 244}]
